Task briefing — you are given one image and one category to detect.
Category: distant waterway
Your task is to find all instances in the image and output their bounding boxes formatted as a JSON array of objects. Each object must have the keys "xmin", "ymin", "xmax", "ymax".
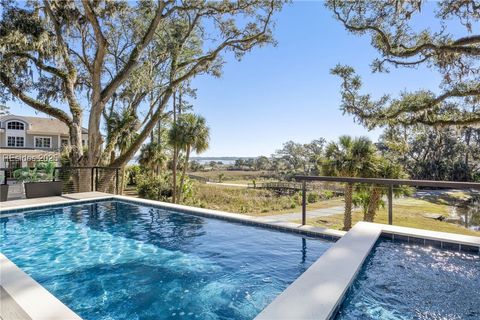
[
  {"xmin": 455, "ymin": 194, "xmax": 480, "ymax": 231},
  {"xmin": 190, "ymin": 157, "xmax": 254, "ymax": 165}
]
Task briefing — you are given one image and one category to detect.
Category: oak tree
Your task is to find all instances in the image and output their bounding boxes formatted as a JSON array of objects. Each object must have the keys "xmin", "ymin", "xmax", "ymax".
[
  {"xmin": 0, "ymin": 0, "xmax": 283, "ymax": 171},
  {"xmin": 327, "ymin": 0, "xmax": 480, "ymax": 128}
]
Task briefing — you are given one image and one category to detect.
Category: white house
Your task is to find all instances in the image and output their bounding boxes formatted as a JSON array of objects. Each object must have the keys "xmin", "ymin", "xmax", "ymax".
[{"xmin": 0, "ymin": 114, "xmax": 88, "ymax": 173}]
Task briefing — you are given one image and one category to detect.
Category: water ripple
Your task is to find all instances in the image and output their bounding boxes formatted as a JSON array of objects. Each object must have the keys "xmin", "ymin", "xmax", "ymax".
[
  {"xmin": 336, "ymin": 240, "xmax": 480, "ymax": 320},
  {"xmin": 1, "ymin": 201, "xmax": 332, "ymax": 320}
]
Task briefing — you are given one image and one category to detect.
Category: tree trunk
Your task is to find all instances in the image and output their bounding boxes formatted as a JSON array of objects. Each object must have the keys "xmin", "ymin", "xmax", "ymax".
[
  {"xmin": 119, "ymin": 166, "xmax": 126, "ymax": 195},
  {"xmin": 156, "ymin": 119, "xmax": 161, "ymax": 176},
  {"xmin": 343, "ymin": 183, "xmax": 353, "ymax": 231},
  {"xmin": 87, "ymin": 99, "xmax": 106, "ymax": 167},
  {"xmin": 178, "ymin": 146, "xmax": 190, "ymax": 203},
  {"xmin": 464, "ymin": 127, "xmax": 472, "ymax": 180},
  {"xmin": 69, "ymin": 119, "xmax": 89, "ymax": 192},
  {"xmin": 72, "ymin": 168, "xmax": 92, "ymax": 193},
  {"xmin": 172, "ymin": 92, "xmax": 177, "ymax": 203},
  {"xmin": 365, "ymin": 185, "xmax": 382, "ymax": 222}
]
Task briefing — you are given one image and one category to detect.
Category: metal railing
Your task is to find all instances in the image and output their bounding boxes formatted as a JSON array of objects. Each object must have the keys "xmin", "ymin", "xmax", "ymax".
[
  {"xmin": 1, "ymin": 166, "xmax": 120, "ymax": 200},
  {"xmin": 295, "ymin": 175, "xmax": 480, "ymax": 227}
]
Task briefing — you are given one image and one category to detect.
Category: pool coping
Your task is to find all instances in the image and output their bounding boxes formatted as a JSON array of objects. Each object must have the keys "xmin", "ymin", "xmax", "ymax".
[
  {"xmin": 0, "ymin": 193, "xmax": 344, "ymax": 320},
  {"xmin": 255, "ymin": 221, "xmax": 480, "ymax": 320},
  {"xmin": 0, "ymin": 253, "xmax": 82, "ymax": 320}
]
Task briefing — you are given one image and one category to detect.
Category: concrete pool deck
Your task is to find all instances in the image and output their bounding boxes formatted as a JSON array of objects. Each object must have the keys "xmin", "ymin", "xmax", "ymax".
[
  {"xmin": 0, "ymin": 191, "xmax": 113, "ymax": 210},
  {"xmin": 1, "ymin": 192, "xmax": 479, "ymax": 320}
]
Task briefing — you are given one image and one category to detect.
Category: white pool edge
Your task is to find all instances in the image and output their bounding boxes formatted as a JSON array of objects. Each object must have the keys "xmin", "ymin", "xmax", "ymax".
[
  {"xmin": 0, "ymin": 253, "xmax": 82, "ymax": 320},
  {"xmin": 256, "ymin": 221, "xmax": 480, "ymax": 320},
  {"xmin": 1, "ymin": 194, "xmax": 479, "ymax": 320}
]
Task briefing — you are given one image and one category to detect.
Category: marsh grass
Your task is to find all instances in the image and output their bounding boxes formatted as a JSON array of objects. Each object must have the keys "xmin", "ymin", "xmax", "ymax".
[
  {"xmin": 188, "ymin": 170, "xmax": 273, "ymax": 184},
  {"xmin": 186, "ymin": 183, "xmax": 342, "ymax": 216}
]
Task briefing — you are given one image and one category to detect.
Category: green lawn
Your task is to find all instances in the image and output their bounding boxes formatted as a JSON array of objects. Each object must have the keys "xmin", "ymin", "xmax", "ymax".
[{"xmin": 298, "ymin": 197, "xmax": 480, "ymax": 237}]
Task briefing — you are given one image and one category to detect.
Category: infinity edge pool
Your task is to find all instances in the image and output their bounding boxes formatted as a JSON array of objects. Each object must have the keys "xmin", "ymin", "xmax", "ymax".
[
  {"xmin": 0, "ymin": 193, "xmax": 343, "ymax": 320},
  {"xmin": 257, "ymin": 222, "xmax": 480, "ymax": 320},
  {"xmin": 1, "ymin": 194, "xmax": 479, "ymax": 320}
]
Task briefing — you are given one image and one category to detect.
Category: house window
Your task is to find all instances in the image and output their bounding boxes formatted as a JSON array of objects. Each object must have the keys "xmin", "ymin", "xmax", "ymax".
[
  {"xmin": 7, "ymin": 121, "xmax": 25, "ymax": 130},
  {"xmin": 7, "ymin": 136, "xmax": 24, "ymax": 147},
  {"xmin": 35, "ymin": 137, "xmax": 51, "ymax": 148},
  {"xmin": 61, "ymin": 139, "xmax": 69, "ymax": 146}
]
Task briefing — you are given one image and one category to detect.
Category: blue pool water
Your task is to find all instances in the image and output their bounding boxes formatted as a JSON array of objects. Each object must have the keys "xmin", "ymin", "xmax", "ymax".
[
  {"xmin": 0, "ymin": 201, "xmax": 332, "ymax": 320},
  {"xmin": 336, "ymin": 240, "xmax": 480, "ymax": 320}
]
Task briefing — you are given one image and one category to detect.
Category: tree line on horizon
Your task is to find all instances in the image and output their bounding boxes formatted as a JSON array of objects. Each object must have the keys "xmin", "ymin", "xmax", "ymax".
[{"xmin": 206, "ymin": 125, "xmax": 480, "ymax": 184}]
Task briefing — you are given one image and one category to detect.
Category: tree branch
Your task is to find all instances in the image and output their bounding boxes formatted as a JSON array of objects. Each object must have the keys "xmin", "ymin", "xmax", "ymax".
[
  {"xmin": 43, "ymin": 0, "xmax": 77, "ymax": 77},
  {"xmin": 100, "ymin": 1, "xmax": 167, "ymax": 104},
  {"xmin": 0, "ymin": 72, "xmax": 73, "ymax": 125},
  {"xmin": 4, "ymin": 52, "xmax": 68, "ymax": 80},
  {"xmin": 81, "ymin": 0, "xmax": 107, "ymax": 105}
]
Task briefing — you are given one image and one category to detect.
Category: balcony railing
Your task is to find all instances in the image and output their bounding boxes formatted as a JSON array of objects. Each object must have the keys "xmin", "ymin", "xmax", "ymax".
[{"xmin": 295, "ymin": 175, "xmax": 480, "ymax": 231}]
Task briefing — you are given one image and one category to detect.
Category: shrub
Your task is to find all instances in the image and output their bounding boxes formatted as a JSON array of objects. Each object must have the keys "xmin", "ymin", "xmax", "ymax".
[
  {"xmin": 13, "ymin": 161, "xmax": 56, "ymax": 183},
  {"xmin": 307, "ymin": 192, "xmax": 320, "ymax": 203},
  {"xmin": 136, "ymin": 173, "xmax": 172, "ymax": 201},
  {"xmin": 125, "ymin": 165, "xmax": 142, "ymax": 186},
  {"xmin": 180, "ymin": 177, "xmax": 195, "ymax": 201},
  {"xmin": 290, "ymin": 200, "xmax": 297, "ymax": 209},
  {"xmin": 218, "ymin": 173, "xmax": 225, "ymax": 183},
  {"xmin": 291, "ymin": 192, "xmax": 302, "ymax": 205},
  {"xmin": 320, "ymin": 190, "xmax": 334, "ymax": 199}
]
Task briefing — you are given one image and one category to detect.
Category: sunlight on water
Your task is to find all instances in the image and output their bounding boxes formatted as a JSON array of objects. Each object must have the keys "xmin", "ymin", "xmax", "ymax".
[
  {"xmin": 1, "ymin": 201, "xmax": 332, "ymax": 320},
  {"xmin": 336, "ymin": 240, "xmax": 480, "ymax": 320}
]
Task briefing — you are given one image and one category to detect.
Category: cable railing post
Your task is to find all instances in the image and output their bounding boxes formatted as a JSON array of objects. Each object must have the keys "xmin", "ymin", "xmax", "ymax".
[
  {"xmin": 115, "ymin": 168, "xmax": 119, "ymax": 195},
  {"xmin": 388, "ymin": 185, "xmax": 393, "ymax": 225},
  {"xmin": 95, "ymin": 167, "xmax": 99, "ymax": 192},
  {"xmin": 91, "ymin": 167, "xmax": 95, "ymax": 192},
  {"xmin": 301, "ymin": 180, "xmax": 307, "ymax": 225}
]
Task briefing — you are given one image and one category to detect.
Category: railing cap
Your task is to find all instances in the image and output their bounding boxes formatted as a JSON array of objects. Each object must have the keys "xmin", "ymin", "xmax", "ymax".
[{"xmin": 294, "ymin": 175, "xmax": 480, "ymax": 189}]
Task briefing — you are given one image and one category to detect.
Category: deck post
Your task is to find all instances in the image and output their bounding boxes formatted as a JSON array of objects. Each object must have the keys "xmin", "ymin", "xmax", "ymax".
[
  {"xmin": 301, "ymin": 180, "xmax": 307, "ymax": 225},
  {"xmin": 95, "ymin": 167, "xmax": 99, "ymax": 192},
  {"xmin": 91, "ymin": 167, "xmax": 95, "ymax": 192},
  {"xmin": 388, "ymin": 185, "xmax": 393, "ymax": 225},
  {"xmin": 115, "ymin": 168, "xmax": 119, "ymax": 195}
]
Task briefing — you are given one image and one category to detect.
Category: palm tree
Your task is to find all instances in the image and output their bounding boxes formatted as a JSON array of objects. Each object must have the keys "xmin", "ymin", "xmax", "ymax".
[
  {"xmin": 138, "ymin": 142, "xmax": 167, "ymax": 174},
  {"xmin": 364, "ymin": 158, "xmax": 409, "ymax": 222},
  {"xmin": 108, "ymin": 109, "xmax": 139, "ymax": 194},
  {"xmin": 322, "ymin": 136, "xmax": 377, "ymax": 230},
  {"xmin": 169, "ymin": 113, "xmax": 210, "ymax": 203}
]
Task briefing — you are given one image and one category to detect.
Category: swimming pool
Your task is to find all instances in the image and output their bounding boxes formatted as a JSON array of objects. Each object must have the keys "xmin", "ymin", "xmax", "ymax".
[
  {"xmin": 335, "ymin": 239, "xmax": 480, "ymax": 320},
  {"xmin": 0, "ymin": 200, "xmax": 333, "ymax": 320}
]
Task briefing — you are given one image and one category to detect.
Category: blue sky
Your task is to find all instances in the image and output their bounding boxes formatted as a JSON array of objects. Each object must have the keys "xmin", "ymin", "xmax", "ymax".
[
  {"xmin": 9, "ymin": 1, "xmax": 444, "ymax": 157},
  {"xmin": 190, "ymin": 1, "xmax": 443, "ymax": 157}
]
